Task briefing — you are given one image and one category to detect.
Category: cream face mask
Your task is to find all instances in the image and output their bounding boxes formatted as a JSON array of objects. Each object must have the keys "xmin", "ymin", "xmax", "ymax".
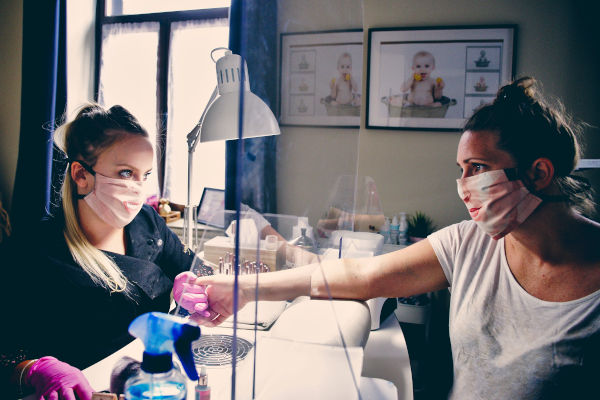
[
  {"xmin": 457, "ymin": 168, "xmax": 542, "ymax": 240},
  {"xmin": 74, "ymin": 160, "xmax": 147, "ymax": 228}
]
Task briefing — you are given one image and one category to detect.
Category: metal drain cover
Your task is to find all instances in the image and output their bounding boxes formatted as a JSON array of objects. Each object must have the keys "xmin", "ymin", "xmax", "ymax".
[{"xmin": 192, "ymin": 334, "xmax": 253, "ymax": 367}]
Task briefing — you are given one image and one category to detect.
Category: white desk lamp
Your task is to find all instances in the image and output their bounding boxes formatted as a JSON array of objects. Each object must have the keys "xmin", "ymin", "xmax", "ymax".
[{"xmin": 183, "ymin": 47, "xmax": 280, "ymax": 250}]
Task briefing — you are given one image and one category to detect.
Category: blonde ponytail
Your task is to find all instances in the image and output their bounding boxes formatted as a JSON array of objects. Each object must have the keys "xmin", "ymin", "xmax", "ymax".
[{"xmin": 62, "ymin": 174, "xmax": 131, "ymax": 295}]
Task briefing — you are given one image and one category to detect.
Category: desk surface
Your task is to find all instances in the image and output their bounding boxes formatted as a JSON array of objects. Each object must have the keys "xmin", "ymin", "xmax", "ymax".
[
  {"xmin": 363, "ymin": 314, "xmax": 413, "ymax": 400},
  {"xmin": 86, "ymin": 322, "xmax": 402, "ymax": 400},
  {"xmin": 23, "ymin": 314, "xmax": 410, "ymax": 400},
  {"xmin": 167, "ymin": 218, "xmax": 224, "ymax": 231}
]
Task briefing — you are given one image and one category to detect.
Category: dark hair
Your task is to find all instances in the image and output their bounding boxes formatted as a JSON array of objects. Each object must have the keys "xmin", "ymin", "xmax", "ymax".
[
  {"xmin": 61, "ymin": 103, "xmax": 148, "ymax": 165},
  {"xmin": 464, "ymin": 77, "xmax": 594, "ymax": 215}
]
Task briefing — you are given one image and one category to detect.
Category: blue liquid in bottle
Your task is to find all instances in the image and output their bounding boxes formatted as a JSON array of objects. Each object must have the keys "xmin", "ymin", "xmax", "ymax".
[
  {"xmin": 124, "ymin": 312, "xmax": 200, "ymax": 400},
  {"xmin": 125, "ymin": 371, "xmax": 187, "ymax": 400}
]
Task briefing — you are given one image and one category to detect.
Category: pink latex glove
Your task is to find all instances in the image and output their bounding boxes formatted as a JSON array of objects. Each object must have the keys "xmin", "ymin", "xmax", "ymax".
[
  {"xmin": 27, "ymin": 356, "xmax": 93, "ymax": 400},
  {"xmin": 173, "ymin": 271, "xmax": 211, "ymax": 317}
]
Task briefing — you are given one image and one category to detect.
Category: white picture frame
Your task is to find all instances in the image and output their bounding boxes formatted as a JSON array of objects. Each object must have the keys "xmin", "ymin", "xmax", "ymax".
[
  {"xmin": 280, "ymin": 29, "xmax": 363, "ymax": 127},
  {"xmin": 366, "ymin": 25, "xmax": 516, "ymax": 131}
]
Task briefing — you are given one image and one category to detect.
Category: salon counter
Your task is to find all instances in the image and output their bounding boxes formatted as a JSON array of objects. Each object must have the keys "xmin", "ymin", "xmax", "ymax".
[{"xmin": 21, "ymin": 309, "xmax": 411, "ymax": 399}]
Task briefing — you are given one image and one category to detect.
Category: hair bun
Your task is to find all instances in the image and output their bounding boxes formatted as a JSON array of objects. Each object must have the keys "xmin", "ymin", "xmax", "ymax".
[{"xmin": 495, "ymin": 76, "xmax": 536, "ymax": 106}]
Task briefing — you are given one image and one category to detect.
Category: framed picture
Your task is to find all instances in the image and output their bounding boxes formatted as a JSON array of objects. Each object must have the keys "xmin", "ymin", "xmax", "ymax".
[
  {"xmin": 280, "ymin": 29, "xmax": 363, "ymax": 127},
  {"xmin": 197, "ymin": 187, "xmax": 225, "ymax": 228},
  {"xmin": 366, "ymin": 25, "xmax": 516, "ymax": 131}
]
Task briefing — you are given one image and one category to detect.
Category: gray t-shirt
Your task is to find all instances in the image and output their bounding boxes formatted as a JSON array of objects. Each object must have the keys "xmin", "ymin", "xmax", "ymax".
[{"xmin": 429, "ymin": 220, "xmax": 600, "ymax": 399}]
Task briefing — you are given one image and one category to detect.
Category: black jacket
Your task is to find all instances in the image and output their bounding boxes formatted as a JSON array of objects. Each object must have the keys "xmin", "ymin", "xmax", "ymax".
[{"xmin": 1, "ymin": 205, "xmax": 194, "ymax": 391}]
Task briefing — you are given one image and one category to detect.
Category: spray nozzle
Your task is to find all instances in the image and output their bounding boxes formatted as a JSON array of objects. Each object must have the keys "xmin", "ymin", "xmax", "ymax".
[{"xmin": 128, "ymin": 312, "xmax": 200, "ymax": 381}]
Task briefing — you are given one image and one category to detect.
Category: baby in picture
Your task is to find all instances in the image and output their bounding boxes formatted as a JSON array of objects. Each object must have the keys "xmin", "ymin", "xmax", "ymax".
[
  {"xmin": 329, "ymin": 52, "xmax": 361, "ymax": 106},
  {"xmin": 401, "ymin": 50, "xmax": 445, "ymax": 107}
]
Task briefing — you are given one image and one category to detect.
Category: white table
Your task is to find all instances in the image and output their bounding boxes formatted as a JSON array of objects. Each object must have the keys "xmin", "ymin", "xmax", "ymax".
[
  {"xmin": 22, "ymin": 298, "xmax": 412, "ymax": 400},
  {"xmin": 167, "ymin": 218, "xmax": 224, "ymax": 245},
  {"xmin": 22, "ymin": 313, "xmax": 411, "ymax": 399},
  {"xmin": 363, "ymin": 314, "xmax": 413, "ymax": 400},
  {"xmin": 77, "ymin": 321, "xmax": 403, "ymax": 400}
]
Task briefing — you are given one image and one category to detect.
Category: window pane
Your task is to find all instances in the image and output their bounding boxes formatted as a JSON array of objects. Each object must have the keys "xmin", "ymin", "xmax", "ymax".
[
  {"xmin": 106, "ymin": 0, "xmax": 230, "ymax": 16},
  {"xmin": 163, "ymin": 19, "xmax": 229, "ymax": 205},
  {"xmin": 98, "ymin": 22, "xmax": 160, "ymax": 196}
]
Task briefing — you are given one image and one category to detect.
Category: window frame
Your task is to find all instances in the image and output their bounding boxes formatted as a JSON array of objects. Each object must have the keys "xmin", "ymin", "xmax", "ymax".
[{"xmin": 94, "ymin": 0, "xmax": 229, "ymax": 191}]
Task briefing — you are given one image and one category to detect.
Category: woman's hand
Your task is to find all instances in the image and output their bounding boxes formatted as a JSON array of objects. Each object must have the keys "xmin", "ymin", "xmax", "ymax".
[
  {"xmin": 173, "ymin": 272, "xmax": 210, "ymax": 317},
  {"xmin": 189, "ymin": 274, "xmax": 252, "ymax": 327},
  {"xmin": 27, "ymin": 356, "xmax": 93, "ymax": 400}
]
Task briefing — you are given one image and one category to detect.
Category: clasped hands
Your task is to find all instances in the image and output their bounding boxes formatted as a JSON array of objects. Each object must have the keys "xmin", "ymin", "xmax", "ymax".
[{"xmin": 173, "ymin": 272, "xmax": 241, "ymax": 326}]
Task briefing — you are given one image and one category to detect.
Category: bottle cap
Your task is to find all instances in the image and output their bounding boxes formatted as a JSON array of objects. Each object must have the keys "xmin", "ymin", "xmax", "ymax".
[{"xmin": 128, "ymin": 312, "xmax": 201, "ymax": 380}]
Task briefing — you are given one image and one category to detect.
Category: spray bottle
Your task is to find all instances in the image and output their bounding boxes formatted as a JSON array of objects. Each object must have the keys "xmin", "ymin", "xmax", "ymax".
[{"xmin": 124, "ymin": 312, "xmax": 200, "ymax": 400}]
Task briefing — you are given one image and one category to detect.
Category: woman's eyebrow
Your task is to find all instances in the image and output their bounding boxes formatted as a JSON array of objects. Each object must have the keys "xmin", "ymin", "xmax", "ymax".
[{"xmin": 460, "ymin": 157, "xmax": 487, "ymax": 164}]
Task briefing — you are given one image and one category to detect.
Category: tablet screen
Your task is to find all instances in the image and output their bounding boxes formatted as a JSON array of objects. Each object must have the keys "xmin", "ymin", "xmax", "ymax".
[{"xmin": 197, "ymin": 187, "xmax": 225, "ymax": 228}]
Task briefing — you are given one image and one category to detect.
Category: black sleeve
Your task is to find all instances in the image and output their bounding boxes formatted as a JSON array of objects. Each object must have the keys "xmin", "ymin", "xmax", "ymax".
[{"xmin": 0, "ymin": 237, "xmax": 40, "ymax": 397}]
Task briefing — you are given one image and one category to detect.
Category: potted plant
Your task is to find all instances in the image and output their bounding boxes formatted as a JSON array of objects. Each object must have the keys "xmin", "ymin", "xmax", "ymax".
[{"xmin": 407, "ymin": 211, "xmax": 436, "ymax": 243}]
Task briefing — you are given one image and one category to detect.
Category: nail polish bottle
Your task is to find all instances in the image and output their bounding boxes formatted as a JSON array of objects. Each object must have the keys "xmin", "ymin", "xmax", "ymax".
[{"xmin": 195, "ymin": 365, "xmax": 211, "ymax": 400}]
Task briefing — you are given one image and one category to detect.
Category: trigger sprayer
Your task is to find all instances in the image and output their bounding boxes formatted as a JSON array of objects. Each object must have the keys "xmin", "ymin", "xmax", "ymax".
[{"xmin": 124, "ymin": 312, "xmax": 200, "ymax": 400}]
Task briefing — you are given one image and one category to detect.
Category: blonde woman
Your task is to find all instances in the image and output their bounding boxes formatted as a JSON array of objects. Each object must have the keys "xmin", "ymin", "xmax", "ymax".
[{"xmin": 1, "ymin": 104, "xmax": 211, "ymax": 399}]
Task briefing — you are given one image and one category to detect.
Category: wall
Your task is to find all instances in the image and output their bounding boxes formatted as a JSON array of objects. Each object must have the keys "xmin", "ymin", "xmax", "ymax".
[
  {"xmin": 1, "ymin": 0, "xmax": 598, "ymax": 225},
  {"xmin": 0, "ymin": 0, "xmax": 23, "ymax": 212},
  {"xmin": 277, "ymin": 0, "xmax": 600, "ymax": 229},
  {"xmin": 277, "ymin": 0, "xmax": 365, "ymax": 225}
]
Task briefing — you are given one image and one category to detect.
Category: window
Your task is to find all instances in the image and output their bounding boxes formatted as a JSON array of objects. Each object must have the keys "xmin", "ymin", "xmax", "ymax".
[{"xmin": 95, "ymin": 0, "xmax": 229, "ymax": 205}]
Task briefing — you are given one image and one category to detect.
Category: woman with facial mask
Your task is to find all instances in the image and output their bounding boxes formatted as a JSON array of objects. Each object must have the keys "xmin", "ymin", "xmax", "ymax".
[
  {"xmin": 0, "ymin": 104, "xmax": 215, "ymax": 399},
  {"xmin": 191, "ymin": 77, "xmax": 600, "ymax": 399}
]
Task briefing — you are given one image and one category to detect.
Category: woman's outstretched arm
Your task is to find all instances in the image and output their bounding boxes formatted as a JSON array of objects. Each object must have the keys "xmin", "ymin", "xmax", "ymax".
[{"xmin": 192, "ymin": 238, "xmax": 448, "ymax": 326}]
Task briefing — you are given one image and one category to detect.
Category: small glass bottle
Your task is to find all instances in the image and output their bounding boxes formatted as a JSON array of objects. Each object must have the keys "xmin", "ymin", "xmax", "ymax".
[
  {"xmin": 380, "ymin": 217, "xmax": 391, "ymax": 244},
  {"xmin": 195, "ymin": 366, "xmax": 210, "ymax": 400},
  {"xmin": 398, "ymin": 212, "xmax": 408, "ymax": 246},
  {"xmin": 390, "ymin": 215, "xmax": 399, "ymax": 245}
]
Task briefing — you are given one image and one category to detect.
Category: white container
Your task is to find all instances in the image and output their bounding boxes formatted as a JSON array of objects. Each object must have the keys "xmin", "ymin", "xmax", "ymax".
[{"xmin": 330, "ymin": 230, "xmax": 384, "ymax": 256}]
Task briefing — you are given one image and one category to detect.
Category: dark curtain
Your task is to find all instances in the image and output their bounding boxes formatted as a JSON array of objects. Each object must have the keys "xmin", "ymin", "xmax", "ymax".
[
  {"xmin": 11, "ymin": 0, "xmax": 67, "ymax": 233},
  {"xmin": 225, "ymin": 0, "xmax": 278, "ymax": 214}
]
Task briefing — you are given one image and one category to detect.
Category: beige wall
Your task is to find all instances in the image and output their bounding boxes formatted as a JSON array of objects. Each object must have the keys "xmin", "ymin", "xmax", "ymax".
[
  {"xmin": 1, "ymin": 0, "xmax": 598, "ymax": 227},
  {"xmin": 277, "ymin": 0, "xmax": 600, "ymax": 229},
  {"xmin": 277, "ymin": 0, "xmax": 364, "ymax": 224},
  {"xmin": 0, "ymin": 0, "xmax": 23, "ymax": 211}
]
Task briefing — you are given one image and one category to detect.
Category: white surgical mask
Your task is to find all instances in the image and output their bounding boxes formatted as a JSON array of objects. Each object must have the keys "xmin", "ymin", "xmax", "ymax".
[
  {"xmin": 75, "ymin": 161, "xmax": 147, "ymax": 228},
  {"xmin": 457, "ymin": 169, "xmax": 542, "ymax": 240}
]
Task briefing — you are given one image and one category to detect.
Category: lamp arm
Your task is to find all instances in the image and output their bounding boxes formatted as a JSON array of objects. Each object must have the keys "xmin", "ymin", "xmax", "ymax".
[
  {"xmin": 186, "ymin": 86, "xmax": 219, "ymax": 153},
  {"xmin": 183, "ymin": 85, "xmax": 218, "ymax": 249}
]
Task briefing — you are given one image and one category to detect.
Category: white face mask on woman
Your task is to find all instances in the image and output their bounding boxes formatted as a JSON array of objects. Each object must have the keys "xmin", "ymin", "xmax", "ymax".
[
  {"xmin": 456, "ymin": 169, "xmax": 542, "ymax": 240},
  {"xmin": 75, "ymin": 161, "xmax": 147, "ymax": 228}
]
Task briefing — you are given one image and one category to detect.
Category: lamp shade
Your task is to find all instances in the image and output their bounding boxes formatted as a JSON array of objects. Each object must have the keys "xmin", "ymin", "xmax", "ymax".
[{"xmin": 200, "ymin": 50, "xmax": 280, "ymax": 142}]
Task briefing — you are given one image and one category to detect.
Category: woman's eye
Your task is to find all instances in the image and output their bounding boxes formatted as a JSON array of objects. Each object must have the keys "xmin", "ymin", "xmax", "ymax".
[
  {"xmin": 472, "ymin": 163, "xmax": 487, "ymax": 173},
  {"xmin": 143, "ymin": 171, "xmax": 152, "ymax": 181},
  {"xmin": 119, "ymin": 169, "xmax": 133, "ymax": 179}
]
